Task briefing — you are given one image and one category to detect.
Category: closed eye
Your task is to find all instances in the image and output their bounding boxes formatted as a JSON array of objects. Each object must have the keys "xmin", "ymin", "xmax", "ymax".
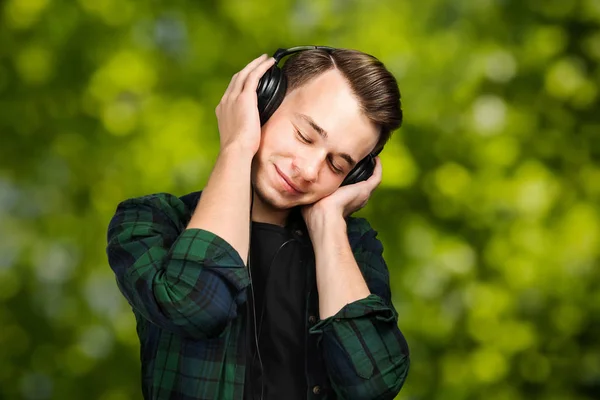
[
  {"xmin": 328, "ymin": 156, "xmax": 344, "ymax": 174},
  {"xmin": 295, "ymin": 128, "xmax": 313, "ymax": 144}
]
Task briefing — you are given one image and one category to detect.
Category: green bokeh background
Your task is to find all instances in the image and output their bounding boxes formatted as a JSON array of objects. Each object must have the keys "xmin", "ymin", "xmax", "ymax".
[{"xmin": 1, "ymin": 0, "xmax": 599, "ymax": 399}]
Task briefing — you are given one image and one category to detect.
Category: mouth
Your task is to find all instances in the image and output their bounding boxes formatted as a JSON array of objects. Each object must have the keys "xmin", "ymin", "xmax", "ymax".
[{"xmin": 274, "ymin": 166, "xmax": 304, "ymax": 195}]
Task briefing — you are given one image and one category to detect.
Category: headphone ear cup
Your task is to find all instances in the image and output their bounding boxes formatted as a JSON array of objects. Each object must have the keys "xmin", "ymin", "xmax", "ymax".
[
  {"xmin": 341, "ymin": 154, "xmax": 376, "ymax": 186},
  {"xmin": 257, "ymin": 65, "xmax": 287, "ymax": 126}
]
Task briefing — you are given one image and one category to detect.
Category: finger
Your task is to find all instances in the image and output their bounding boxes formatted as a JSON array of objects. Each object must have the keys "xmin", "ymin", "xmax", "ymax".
[
  {"xmin": 348, "ymin": 156, "xmax": 382, "ymax": 190},
  {"xmin": 354, "ymin": 156, "xmax": 382, "ymax": 195},
  {"xmin": 221, "ymin": 54, "xmax": 267, "ymax": 100},
  {"xmin": 372, "ymin": 156, "xmax": 382, "ymax": 180},
  {"xmin": 228, "ymin": 54, "xmax": 269, "ymax": 97},
  {"xmin": 242, "ymin": 56, "xmax": 276, "ymax": 92},
  {"xmin": 367, "ymin": 156, "xmax": 383, "ymax": 185}
]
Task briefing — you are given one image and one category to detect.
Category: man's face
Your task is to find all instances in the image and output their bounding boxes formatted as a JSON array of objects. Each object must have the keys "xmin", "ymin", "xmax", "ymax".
[{"xmin": 251, "ymin": 69, "xmax": 379, "ymax": 211}]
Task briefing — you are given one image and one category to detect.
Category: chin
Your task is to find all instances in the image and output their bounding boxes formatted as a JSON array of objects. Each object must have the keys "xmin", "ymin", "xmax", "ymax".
[
  {"xmin": 251, "ymin": 170, "xmax": 290, "ymax": 207},
  {"xmin": 254, "ymin": 182, "xmax": 298, "ymax": 211}
]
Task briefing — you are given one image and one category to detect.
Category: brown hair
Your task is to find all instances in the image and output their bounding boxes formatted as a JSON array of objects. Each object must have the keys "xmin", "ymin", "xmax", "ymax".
[{"xmin": 282, "ymin": 48, "xmax": 403, "ymax": 153}]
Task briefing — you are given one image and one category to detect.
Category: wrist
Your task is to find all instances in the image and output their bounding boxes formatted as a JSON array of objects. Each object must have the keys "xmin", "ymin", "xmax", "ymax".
[
  {"xmin": 218, "ymin": 144, "xmax": 255, "ymax": 164},
  {"xmin": 306, "ymin": 209, "xmax": 346, "ymax": 238}
]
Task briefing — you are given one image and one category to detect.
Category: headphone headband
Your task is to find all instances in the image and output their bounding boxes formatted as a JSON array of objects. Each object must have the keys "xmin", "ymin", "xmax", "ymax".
[{"xmin": 272, "ymin": 46, "xmax": 335, "ymax": 64}]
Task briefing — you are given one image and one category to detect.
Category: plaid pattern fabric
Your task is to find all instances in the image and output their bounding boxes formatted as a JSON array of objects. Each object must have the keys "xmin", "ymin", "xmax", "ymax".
[{"xmin": 106, "ymin": 192, "xmax": 409, "ymax": 399}]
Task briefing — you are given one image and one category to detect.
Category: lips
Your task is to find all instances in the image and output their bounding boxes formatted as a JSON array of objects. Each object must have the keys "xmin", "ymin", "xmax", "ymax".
[{"xmin": 275, "ymin": 166, "xmax": 304, "ymax": 194}]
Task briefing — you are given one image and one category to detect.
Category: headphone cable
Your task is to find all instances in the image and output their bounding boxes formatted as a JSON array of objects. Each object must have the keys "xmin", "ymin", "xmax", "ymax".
[{"xmin": 247, "ymin": 183, "xmax": 265, "ymax": 400}]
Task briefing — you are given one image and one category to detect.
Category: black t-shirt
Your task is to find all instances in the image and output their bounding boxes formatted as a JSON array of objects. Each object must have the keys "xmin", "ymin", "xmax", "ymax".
[{"xmin": 244, "ymin": 220, "xmax": 309, "ymax": 400}]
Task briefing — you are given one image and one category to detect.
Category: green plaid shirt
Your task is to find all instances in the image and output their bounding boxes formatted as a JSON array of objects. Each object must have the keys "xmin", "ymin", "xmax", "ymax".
[{"xmin": 106, "ymin": 191, "xmax": 409, "ymax": 399}]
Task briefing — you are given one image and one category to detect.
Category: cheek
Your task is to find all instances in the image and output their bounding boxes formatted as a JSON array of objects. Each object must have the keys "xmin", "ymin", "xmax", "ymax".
[
  {"xmin": 261, "ymin": 123, "xmax": 294, "ymax": 153},
  {"xmin": 315, "ymin": 176, "xmax": 344, "ymax": 196}
]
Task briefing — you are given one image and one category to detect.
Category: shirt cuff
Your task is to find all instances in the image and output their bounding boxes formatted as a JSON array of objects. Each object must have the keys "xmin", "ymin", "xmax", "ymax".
[
  {"xmin": 168, "ymin": 228, "xmax": 250, "ymax": 294},
  {"xmin": 309, "ymin": 294, "xmax": 397, "ymax": 335}
]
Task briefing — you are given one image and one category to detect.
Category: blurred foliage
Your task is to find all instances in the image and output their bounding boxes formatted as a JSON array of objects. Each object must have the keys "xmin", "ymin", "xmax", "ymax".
[{"xmin": 1, "ymin": 0, "xmax": 599, "ymax": 399}]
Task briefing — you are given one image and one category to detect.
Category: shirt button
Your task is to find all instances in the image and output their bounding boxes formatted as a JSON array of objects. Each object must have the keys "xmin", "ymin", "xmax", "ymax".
[
  {"xmin": 308, "ymin": 315, "xmax": 317, "ymax": 324},
  {"xmin": 312, "ymin": 385, "xmax": 321, "ymax": 395},
  {"xmin": 295, "ymin": 229, "xmax": 303, "ymax": 236}
]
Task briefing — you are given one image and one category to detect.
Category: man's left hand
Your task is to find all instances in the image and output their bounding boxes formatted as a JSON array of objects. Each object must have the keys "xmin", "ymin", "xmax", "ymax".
[{"xmin": 301, "ymin": 156, "xmax": 382, "ymax": 228}]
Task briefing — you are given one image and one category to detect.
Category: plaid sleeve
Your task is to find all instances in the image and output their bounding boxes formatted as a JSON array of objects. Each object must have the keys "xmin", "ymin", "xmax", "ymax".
[
  {"xmin": 309, "ymin": 218, "xmax": 410, "ymax": 400},
  {"xmin": 106, "ymin": 193, "xmax": 249, "ymax": 339}
]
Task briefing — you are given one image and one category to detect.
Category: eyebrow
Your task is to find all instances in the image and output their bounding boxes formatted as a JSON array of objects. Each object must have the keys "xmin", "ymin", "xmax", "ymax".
[{"xmin": 295, "ymin": 113, "xmax": 357, "ymax": 167}]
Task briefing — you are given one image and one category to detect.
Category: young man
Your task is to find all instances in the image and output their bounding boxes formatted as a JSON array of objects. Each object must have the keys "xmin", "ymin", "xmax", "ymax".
[{"xmin": 106, "ymin": 47, "xmax": 410, "ymax": 400}]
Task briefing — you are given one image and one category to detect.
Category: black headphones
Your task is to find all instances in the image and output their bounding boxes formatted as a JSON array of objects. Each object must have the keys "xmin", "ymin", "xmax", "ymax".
[{"xmin": 256, "ymin": 45, "xmax": 380, "ymax": 187}]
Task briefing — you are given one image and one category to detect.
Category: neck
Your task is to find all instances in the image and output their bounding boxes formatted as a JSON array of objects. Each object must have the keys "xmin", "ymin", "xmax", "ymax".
[{"xmin": 250, "ymin": 190, "xmax": 291, "ymax": 227}]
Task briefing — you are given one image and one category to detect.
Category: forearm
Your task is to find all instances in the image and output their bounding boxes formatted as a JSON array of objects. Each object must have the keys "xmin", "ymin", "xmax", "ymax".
[
  {"xmin": 187, "ymin": 146, "xmax": 254, "ymax": 262},
  {"xmin": 310, "ymin": 214, "xmax": 371, "ymax": 319}
]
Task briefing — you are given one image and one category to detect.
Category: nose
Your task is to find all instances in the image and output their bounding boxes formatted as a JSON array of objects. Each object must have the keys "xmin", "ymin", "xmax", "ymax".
[{"xmin": 293, "ymin": 150, "xmax": 325, "ymax": 183}]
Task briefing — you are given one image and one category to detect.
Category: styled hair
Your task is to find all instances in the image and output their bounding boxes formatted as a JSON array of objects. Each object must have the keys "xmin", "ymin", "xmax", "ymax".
[{"xmin": 282, "ymin": 48, "xmax": 403, "ymax": 153}]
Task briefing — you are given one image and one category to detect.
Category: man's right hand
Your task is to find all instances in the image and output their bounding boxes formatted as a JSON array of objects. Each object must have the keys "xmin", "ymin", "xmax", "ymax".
[{"xmin": 215, "ymin": 54, "xmax": 276, "ymax": 156}]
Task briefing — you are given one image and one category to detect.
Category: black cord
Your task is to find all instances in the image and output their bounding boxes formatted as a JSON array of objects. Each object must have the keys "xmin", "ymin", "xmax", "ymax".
[{"xmin": 247, "ymin": 184, "xmax": 264, "ymax": 400}]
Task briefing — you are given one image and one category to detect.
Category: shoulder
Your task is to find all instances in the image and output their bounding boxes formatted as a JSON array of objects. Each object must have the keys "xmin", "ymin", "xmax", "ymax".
[
  {"xmin": 346, "ymin": 216, "xmax": 382, "ymax": 253},
  {"xmin": 346, "ymin": 217, "xmax": 391, "ymax": 291}
]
